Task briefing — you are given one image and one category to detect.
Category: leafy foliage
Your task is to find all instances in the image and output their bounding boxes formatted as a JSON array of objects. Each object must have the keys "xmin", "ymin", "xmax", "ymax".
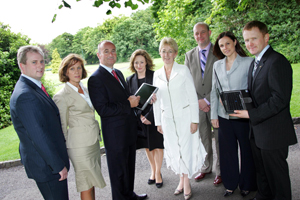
[
  {"xmin": 111, "ymin": 9, "xmax": 159, "ymax": 62},
  {"xmin": 47, "ymin": 32, "xmax": 73, "ymax": 61},
  {"xmin": 0, "ymin": 22, "xmax": 29, "ymax": 129},
  {"xmin": 50, "ymin": 48, "xmax": 62, "ymax": 74},
  {"xmin": 53, "ymin": 0, "xmax": 150, "ymax": 22},
  {"xmin": 153, "ymin": 0, "xmax": 300, "ymax": 63}
]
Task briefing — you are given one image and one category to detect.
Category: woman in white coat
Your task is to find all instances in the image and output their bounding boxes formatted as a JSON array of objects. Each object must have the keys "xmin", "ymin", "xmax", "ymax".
[
  {"xmin": 153, "ymin": 37, "xmax": 206, "ymax": 200},
  {"xmin": 211, "ymin": 32, "xmax": 257, "ymax": 197}
]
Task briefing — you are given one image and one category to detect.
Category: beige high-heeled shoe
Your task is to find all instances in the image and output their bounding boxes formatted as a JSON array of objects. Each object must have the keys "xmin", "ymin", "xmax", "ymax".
[
  {"xmin": 174, "ymin": 188, "xmax": 183, "ymax": 195},
  {"xmin": 184, "ymin": 191, "xmax": 192, "ymax": 200}
]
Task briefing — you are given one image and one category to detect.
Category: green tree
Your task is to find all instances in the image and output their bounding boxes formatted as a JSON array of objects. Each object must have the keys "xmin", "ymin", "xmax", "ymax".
[
  {"xmin": 208, "ymin": 0, "xmax": 300, "ymax": 63},
  {"xmin": 50, "ymin": 48, "xmax": 62, "ymax": 74},
  {"xmin": 47, "ymin": 32, "xmax": 74, "ymax": 60},
  {"xmin": 111, "ymin": 9, "xmax": 159, "ymax": 62},
  {"xmin": 81, "ymin": 15, "xmax": 129, "ymax": 63},
  {"xmin": 153, "ymin": 0, "xmax": 212, "ymax": 63},
  {"xmin": 0, "ymin": 22, "xmax": 29, "ymax": 128}
]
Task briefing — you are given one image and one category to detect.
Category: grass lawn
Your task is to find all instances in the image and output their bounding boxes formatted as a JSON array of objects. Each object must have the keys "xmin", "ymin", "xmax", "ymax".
[
  {"xmin": 0, "ymin": 126, "xmax": 20, "ymax": 161},
  {"xmin": 1, "ymin": 59, "xmax": 298, "ymax": 162}
]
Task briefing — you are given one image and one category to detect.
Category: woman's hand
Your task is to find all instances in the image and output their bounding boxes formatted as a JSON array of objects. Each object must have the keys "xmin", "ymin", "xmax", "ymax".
[
  {"xmin": 140, "ymin": 115, "xmax": 151, "ymax": 125},
  {"xmin": 211, "ymin": 119, "xmax": 219, "ymax": 128},
  {"xmin": 157, "ymin": 125, "xmax": 163, "ymax": 134},
  {"xmin": 190, "ymin": 123, "xmax": 198, "ymax": 134},
  {"xmin": 150, "ymin": 93, "xmax": 157, "ymax": 104}
]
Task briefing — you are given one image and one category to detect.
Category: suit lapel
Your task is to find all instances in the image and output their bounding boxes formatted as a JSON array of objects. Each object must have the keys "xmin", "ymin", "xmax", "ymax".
[
  {"xmin": 64, "ymin": 83, "xmax": 92, "ymax": 109},
  {"xmin": 21, "ymin": 76, "xmax": 59, "ymax": 112},
  {"xmin": 145, "ymin": 69, "xmax": 154, "ymax": 85},
  {"xmin": 169, "ymin": 62, "xmax": 179, "ymax": 81},
  {"xmin": 193, "ymin": 48, "xmax": 203, "ymax": 83},
  {"xmin": 251, "ymin": 47, "xmax": 273, "ymax": 86},
  {"xmin": 203, "ymin": 44, "xmax": 214, "ymax": 83}
]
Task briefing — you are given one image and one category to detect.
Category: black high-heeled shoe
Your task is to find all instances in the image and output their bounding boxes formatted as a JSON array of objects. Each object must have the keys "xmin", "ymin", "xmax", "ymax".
[
  {"xmin": 147, "ymin": 179, "xmax": 155, "ymax": 185},
  {"xmin": 224, "ymin": 190, "xmax": 234, "ymax": 197},
  {"xmin": 155, "ymin": 174, "xmax": 163, "ymax": 188}
]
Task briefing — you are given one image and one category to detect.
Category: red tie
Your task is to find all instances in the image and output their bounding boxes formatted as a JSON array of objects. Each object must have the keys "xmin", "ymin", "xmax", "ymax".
[
  {"xmin": 112, "ymin": 70, "xmax": 120, "ymax": 83},
  {"xmin": 41, "ymin": 84, "xmax": 49, "ymax": 97}
]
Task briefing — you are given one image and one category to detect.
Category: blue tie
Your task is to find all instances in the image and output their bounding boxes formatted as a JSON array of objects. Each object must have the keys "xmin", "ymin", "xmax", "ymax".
[{"xmin": 200, "ymin": 50, "xmax": 207, "ymax": 78}]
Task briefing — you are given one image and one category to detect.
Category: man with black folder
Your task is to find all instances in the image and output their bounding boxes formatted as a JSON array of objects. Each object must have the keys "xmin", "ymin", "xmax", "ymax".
[
  {"xmin": 88, "ymin": 40, "xmax": 147, "ymax": 200},
  {"xmin": 231, "ymin": 21, "xmax": 297, "ymax": 200}
]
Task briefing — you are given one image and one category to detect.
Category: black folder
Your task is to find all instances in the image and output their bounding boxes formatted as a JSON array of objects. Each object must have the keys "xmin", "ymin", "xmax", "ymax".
[{"xmin": 134, "ymin": 83, "xmax": 159, "ymax": 110}]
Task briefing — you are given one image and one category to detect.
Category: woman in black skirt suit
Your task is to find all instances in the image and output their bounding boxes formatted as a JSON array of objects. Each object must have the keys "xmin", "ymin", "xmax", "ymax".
[{"xmin": 126, "ymin": 49, "xmax": 164, "ymax": 188}]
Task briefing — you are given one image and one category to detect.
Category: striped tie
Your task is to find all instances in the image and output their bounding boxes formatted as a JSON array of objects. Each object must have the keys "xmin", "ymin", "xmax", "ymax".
[
  {"xmin": 252, "ymin": 60, "xmax": 259, "ymax": 77},
  {"xmin": 200, "ymin": 50, "xmax": 207, "ymax": 78}
]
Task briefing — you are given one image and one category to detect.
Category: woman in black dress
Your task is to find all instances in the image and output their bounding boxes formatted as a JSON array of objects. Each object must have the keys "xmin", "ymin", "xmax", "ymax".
[{"xmin": 126, "ymin": 49, "xmax": 164, "ymax": 188}]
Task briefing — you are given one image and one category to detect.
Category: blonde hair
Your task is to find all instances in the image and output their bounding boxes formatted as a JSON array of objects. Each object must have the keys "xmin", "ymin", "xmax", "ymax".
[{"xmin": 159, "ymin": 37, "xmax": 178, "ymax": 53}]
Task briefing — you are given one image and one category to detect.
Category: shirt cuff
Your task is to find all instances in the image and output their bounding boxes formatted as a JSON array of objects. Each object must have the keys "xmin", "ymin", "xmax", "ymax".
[{"xmin": 204, "ymin": 98, "xmax": 210, "ymax": 105}]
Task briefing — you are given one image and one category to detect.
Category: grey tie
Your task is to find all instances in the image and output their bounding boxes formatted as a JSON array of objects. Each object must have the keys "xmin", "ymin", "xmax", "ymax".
[
  {"xmin": 200, "ymin": 50, "xmax": 207, "ymax": 78},
  {"xmin": 252, "ymin": 60, "xmax": 259, "ymax": 77}
]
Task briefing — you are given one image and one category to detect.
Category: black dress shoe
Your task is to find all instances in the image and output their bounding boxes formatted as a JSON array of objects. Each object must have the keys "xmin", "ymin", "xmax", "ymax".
[
  {"xmin": 136, "ymin": 193, "xmax": 147, "ymax": 200},
  {"xmin": 241, "ymin": 190, "xmax": 250, "ymax": 197},
  {"xmin": 147, "ymin": 179, "xmax": 155, "ymax": 185},
  {"xmin": 249, "ymin": 198, "xmax": 257, "ymax": 200},
  {"xmin": 224, "ymin": 190, "xmax": 234, "ymax": 197}
]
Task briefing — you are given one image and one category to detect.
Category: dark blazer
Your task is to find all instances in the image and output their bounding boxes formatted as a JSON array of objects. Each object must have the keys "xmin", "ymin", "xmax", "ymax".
[
  {"xmin": 248, "ymin": 47, "xmax": 297, "ymax": 150},
  {"xmin": 10, "ymin": 76, "xmax": 69, "ymax": 183},
  {"xmin": 126, "ymin": 69, "xmax": 154, "ymax": 122},
  {"xmin": 88, "ymin": 66, "xmax": 137, "ymax": 150}
]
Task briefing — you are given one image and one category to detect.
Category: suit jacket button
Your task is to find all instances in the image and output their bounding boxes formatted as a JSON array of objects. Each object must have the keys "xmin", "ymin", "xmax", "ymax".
[{"xmin": 202, "ymin": 84, "xmax": 204, "ymax": 86}]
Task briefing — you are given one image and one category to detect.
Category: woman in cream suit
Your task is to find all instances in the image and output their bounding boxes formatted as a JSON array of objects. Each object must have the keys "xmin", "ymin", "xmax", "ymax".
[
  {"xmin": 153, "ymin": 38, "xmax": 206, "ymax": 200},
  {"xmin": 211, "ymin": 32, "xmax": 256, "ymax": 197},
  {"xmin": 53, "ymin": 54, "xmax": 106, "ymax": 200}
]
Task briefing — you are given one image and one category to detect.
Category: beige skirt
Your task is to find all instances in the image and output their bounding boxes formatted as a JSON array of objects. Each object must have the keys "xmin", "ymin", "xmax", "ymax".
[{"xmin": 68, "ymin": 141, "xmax": 106, "ymax": 192}]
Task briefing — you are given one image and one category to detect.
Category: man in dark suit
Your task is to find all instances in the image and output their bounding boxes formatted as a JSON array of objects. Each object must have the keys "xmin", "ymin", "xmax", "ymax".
[
  {"xmin": 88, "ymin": 40, "xmax": 147, "ymax": 200},
  {"xmin": 231, "ymin": 21, "xmax": 297, "ymax": 200},
  {"xmin": 10, "ymin": 45, "xmax": 70, "ymax": 200},
  {"xmin": 185, "ymin": 22, "xmax": 221, "ymax": 186}
]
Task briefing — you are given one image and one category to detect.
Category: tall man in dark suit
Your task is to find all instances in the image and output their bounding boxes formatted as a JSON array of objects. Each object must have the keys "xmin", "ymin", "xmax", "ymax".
[
  {"xmin": 88, "ymin": 40, "xmax": 147, "ymax": 200},
  {"xmin": 231, "ymin": 21, "xmax": 297, "ymax": 200},
  {"xmin": 10, "ymin": 45, "xmax": 70, "ymax": 200},
  {"xmin": 185, "ymin": 22, "xmax": 222, "ymax": 186}
]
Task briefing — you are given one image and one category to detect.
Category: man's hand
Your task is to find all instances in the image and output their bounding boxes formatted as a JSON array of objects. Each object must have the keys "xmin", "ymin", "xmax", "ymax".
[
  {"xmin": 59, "ymin": 167, "xmax": 68, "ymax": 181},
  {"xmin": 128, "ymin": 95, "xmax": 140, "ymax": 108},
  {"xmin": 157, "ymin": 125, "xmax": 163, "ymax": 134},
  {"xmin": 140, "ymin": 115, "xmax": 151, "ymax": 125},
  {"xmin": 229, "ymin": 110, "xmax": 249, "ymax": 118},
  {"xmin": 190, "ymin": 123, "xmax": 198, "ymax": 134},
  {"xmin": 150, "ymin": 93, "xmax": 157, "ymax": 104},
  {"xmin": 211, "ymin": 119, "xmax": 219, "ymax": 128},
  {"xmin": 198, "ymin": 99, "xmax": 210, "ymax": 112}
]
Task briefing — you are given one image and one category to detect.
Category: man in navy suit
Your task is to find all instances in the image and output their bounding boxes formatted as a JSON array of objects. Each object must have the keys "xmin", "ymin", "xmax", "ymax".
[
  {"xmin": 88, "ymin": 40, "xmax": 147, "ymax": 200},
  {"xmin": 10, "ymin": 45, "xmax": 70, "ymax": 200},
  {"xmin": 231, "ymin": 21, "xmax": 297, "ymax": 199}
]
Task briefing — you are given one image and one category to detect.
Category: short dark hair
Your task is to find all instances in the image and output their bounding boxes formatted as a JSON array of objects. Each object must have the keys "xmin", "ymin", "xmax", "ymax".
[
  {"xmin": 213, "ymin": 31, "xmax": 247, "ymax": 60},
  {"xmin": 243, "ymin": 21, "xmax": 268, "ymax": 35},
  {"xmin": 129, "ymin": 49, "xmax": 155, "ymax": 73},
  {"xmin": 58, "ymin": 54, "xmax": 87, "ymax": 83}
]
